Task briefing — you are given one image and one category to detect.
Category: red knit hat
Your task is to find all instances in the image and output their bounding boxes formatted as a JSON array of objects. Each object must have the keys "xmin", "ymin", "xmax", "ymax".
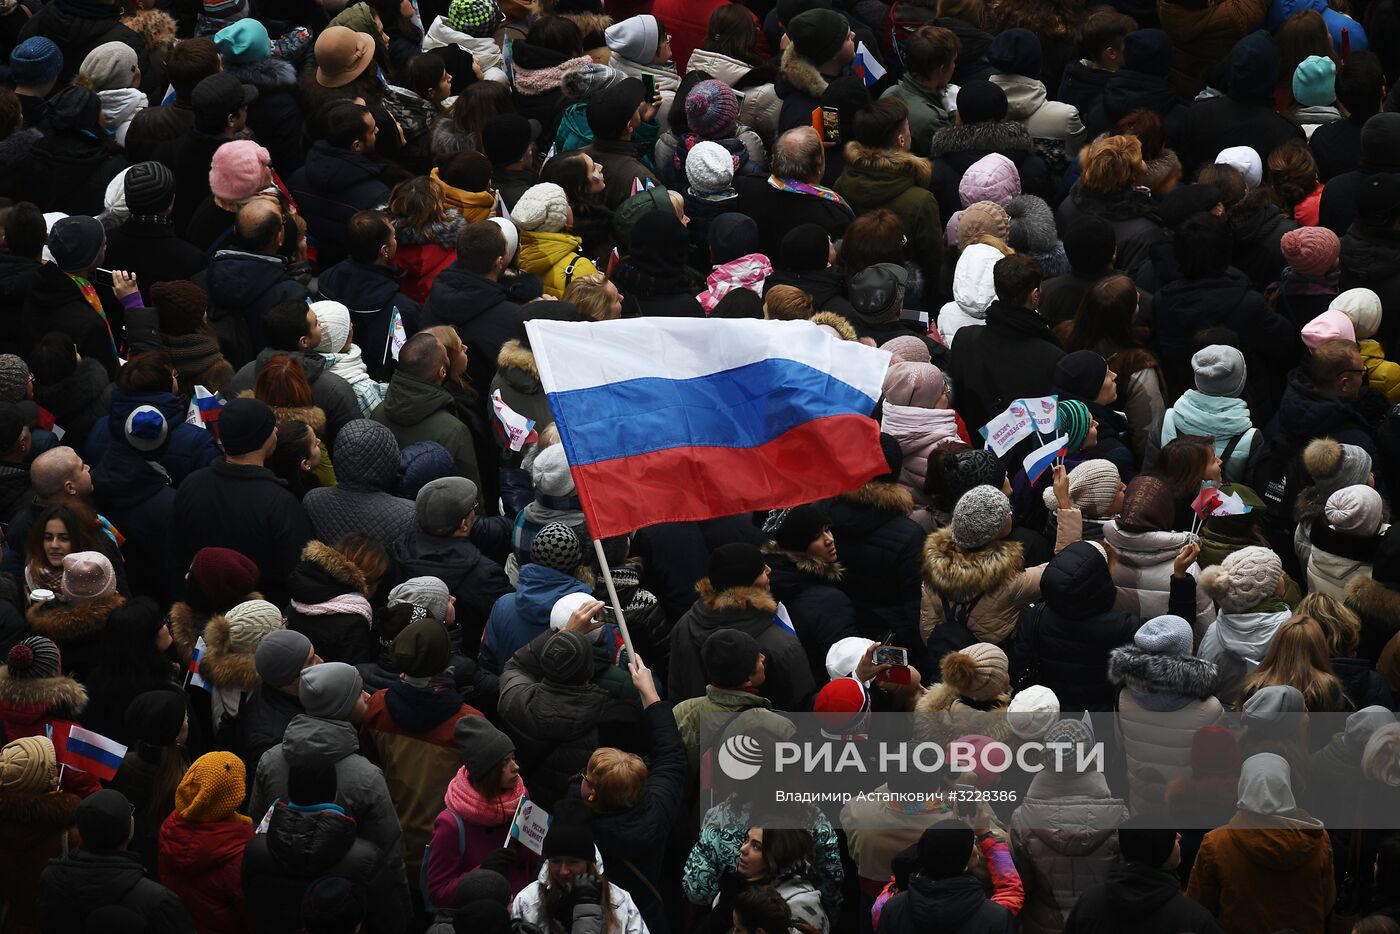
[
  {"xmin": 1280, "ymin": 226, "xmax": 1340, "ymax": 278},
  {"xmin": 1189, "ymin": 724, "xmax": 1243, "ymax": 778},
  {"xmin": 190, "ymin": 547, "xmax": 260, "ymax": 607},
  {"xmin": 814, "ymin": 677, "xmax": 870, "ymax": 736}
]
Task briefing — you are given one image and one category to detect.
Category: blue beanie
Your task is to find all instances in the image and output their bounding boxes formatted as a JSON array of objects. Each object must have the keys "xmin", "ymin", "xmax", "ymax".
[
  {"xmin": 10, "ymin": 37, "xmax": 63, "ymax": 86},
  {"xmin": 988, "ymin": 28, "xmax": 1042, "ymax": 79}
]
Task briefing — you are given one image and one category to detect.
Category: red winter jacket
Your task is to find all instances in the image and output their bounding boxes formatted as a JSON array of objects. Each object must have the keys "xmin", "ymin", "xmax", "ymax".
[
  {"xmin": 157, "ymin": 812, "xmax": 255, "ymax": 934},
  {"xmin": 648, "ymin": 0, "xmax": 769, "ymax": 75},
  {"xmin": 393, "ymin": 242, "xmax": 457, "ymax": 305}
]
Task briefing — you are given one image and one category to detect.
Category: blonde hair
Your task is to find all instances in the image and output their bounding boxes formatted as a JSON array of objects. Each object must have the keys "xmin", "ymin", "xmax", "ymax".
[
  {"xmin": 424, "ymin": 325, "xmax": 470, "ymax": 392},
  {"xmin": 1238, "ymin": 614, "xmax": 1346, "ymax": 712},
  {"xmin": 1080, "ymin": 135, "xmax": 1144, "ymax": 193},
  {"xmin": 667, "ymin": 189, "xmax": 686, "ymax": 222},
  {"xmin": 764, "ymin": 285, "xmax": 815, "ymax": 321},
  {"xmin": 586, "ymin": 747, "xmax": 647, "ymax": 810},
  {"xmin": 1295, "ymin": 592, "xmax": 1360, "ymax": 657},
  {"xmin": 564, "ymin": 272, "xmax": 617, "ymax": 322}
]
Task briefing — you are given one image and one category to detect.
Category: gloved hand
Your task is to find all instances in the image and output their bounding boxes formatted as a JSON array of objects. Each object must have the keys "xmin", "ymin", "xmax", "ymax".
[
  {"xmin": 570, "ymin": 873, "xmax": 602, "ymax": 907},
  {"xmin": 480, "ymin": 847, "xmax": 516, "ymax": 874}
]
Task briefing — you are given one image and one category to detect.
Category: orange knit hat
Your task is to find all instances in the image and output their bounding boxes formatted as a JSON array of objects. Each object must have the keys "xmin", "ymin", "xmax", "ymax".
[{"xmin": 175, "ymin": 752, "xmax": 250, "ymax": 824}]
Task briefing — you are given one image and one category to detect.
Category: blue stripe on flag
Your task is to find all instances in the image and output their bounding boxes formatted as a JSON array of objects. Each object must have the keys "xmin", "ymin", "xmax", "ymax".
[
  {"xmin": 545, "ymin": 358, "xmax": 878, "ymax": 466},
  {"xmin": 67, "ymin": 735, "xmax": 125, "ymax": 770}
]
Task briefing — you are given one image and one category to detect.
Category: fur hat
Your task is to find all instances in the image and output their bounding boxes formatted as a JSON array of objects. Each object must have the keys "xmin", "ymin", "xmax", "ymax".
[
  {"xmin": 511, "ymin": 183, "xmax": 570, "ymax": 233},
  {"xmin": 0, "ymin": 736, "xmax": 57, "ymax": 793},
  {"xmin": 1133, "ymin": 614, "xmax": 1193, "ymax": 656},
  {"xmin": 1007, "ymin": 685, "xmax": 1059, "ymax": 739},
  {"xmin": 1303, "ymin": 437, "xmax": 1373, "ymax": 500},
  {"xmin": 951, "ymin": 485, "xmax": 1010, "ymax": 549},
  {"xmin": 62, "ymin": 552, "xmax": 115, "ymax": 603},
  {"xmin": 1192, "ymin": 344, "xmax": 1247, "ymax": 396},
  {"xmin": 1041, "ymin": 459, "xmax": 1121, "ymax": 517},
  {"xmin": 1301, "ymin": 309, "xmax": 1356, "ymax": 350},
  {"xmin": 1325, "ymin": 484, "xmax": 1384, "ymax": 535},
  {"xmin": 1200, "ymin": 545, "xmax": 1282, "ymax": 614},
  {"xmin": 1330, "ymin": 288, "xmax": 1383, "ymax": 340},
  {"xmin": 940, "ymin": 643, "xmax": 1008, "ymax": 701},
  {"xmin": 1280, "ymin": 226, "xmax": 1340, "ymax": 278},
  {"xmin": 1117, "ymin": 475, "xmax": 1173, "ymax": 532},
  {"xmin": 1005, "ymin": 194, "xmax": 1059, "ymax": 253}
]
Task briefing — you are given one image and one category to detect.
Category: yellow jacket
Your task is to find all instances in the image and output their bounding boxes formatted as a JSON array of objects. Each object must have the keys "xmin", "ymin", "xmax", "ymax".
[
  {"xmin": 517, "ymin": 230, "xmax": 598, "ymax": 298},
  {"xmin": 430, "ymin": 168, "xmax": 495, "ymax": 222},
  {"xmin": 1361, "ymin": 339, "xmax": 1400, "ymax": 403}
]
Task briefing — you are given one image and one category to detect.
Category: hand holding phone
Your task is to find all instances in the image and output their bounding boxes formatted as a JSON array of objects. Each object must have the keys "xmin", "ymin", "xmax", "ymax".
[{"xmin": 873, "ymin": 645, "xmax": 908, "ymax": 667}]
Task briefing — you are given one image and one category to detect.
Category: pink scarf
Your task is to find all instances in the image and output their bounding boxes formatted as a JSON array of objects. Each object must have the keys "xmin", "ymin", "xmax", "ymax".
[
  {"xmin": 697, "ymin": 253, "xmax": 772, "ymax": 314},
  {"xmin": 444, "ymin": 766, "xmax": 527, "ymax": 826},
  {"xmin": 290, "ymin": 594, "xmax": 373, "ymax": 627},
  {"xmin": 512, "ymin": 55, "xmax": 593, "ymax": 95}
]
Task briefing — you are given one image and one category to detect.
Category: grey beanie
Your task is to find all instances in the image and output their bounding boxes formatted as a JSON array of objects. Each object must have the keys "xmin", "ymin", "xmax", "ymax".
[
  {"xmin": 254, "ymin": 629, "xmax": 312, "ymax": 688},
  {"xmin": 454, "ymin": 715, "xmax": 515, "ymax": 778},
  {"xmin": 1133, "ymin": 614, "xmax": 1193, "ymax": 657},
  {"xmin": 1303, "ymin": 437, "xmax": 1373, "ymax": 501},
  {"xmin": 387, "ymin": 576, "xmax": 451, "ymax": 621},
  {"xmin": 299, "ymin": 662, "xmax": 363, "ymax": 721},
  {"xmin": 1344, "ymin": 705, "xmax": 1396, "ymax": 754},
  {"xmin": 950, "ymin": 485, "xmax": 1011, "ymax": 549},
  {"xmin": 453, "ymin": 869, "xmax": 513, "ymax": 907},
  {"xmin": 1242, "ymin": 684, "xmax": 1306, "ymax": 733},
  {"xmin": 540, "ymin": 630, "xmax": 594, "ymax": 685},
  {"xmin": 1192, "ymin": 344, "xmax": 1247, "ymax": 397}
]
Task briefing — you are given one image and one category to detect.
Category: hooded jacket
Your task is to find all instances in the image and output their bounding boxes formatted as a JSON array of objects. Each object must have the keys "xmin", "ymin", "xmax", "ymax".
[
  {"xmin": 1160, "ymin": 391, "xmax": 1257, "ymax": 483},
  {"xmin": 39, "ymin": 848, "xmax": 194, "ymax": 934},
  {"xmin": 1089, "ymin": 67, "xmax": 1188, "ymax": 145},
  {"xmin": 17, "ymin": 0, "xmax": 144, "ymax": 81},
  {"xmin": 90, "ymin": 437, "xmax": 177, "ymax": 603},
  {"xmin": 685, "ymin": 48, "xmax": 781, "ymax": 142},
  {"xmin": 317, "ymin": 259, "xmax": 423, "ymax": 382},
  {"xmin": 96, "ymin": 86, "xmax": 147, "ymax": 147},
  {"xmin": 156, "ymin": 814, "xmax": 252, "ymax": 934},
  {"xmin": 283, "ymin": 541, "xmax": 373, "ymax": 665},
  {"xmin": 223, "ymin": 56, "xmax": 304, "ymax": 173},
  {"xmin": 1340, "ymin": 226, "xmax": 1400, "ymax": 353},
  {"xmin": 668, "ymin": 581, "xmax": 816, "ymax": 709},
  {"xmin": 420, "ymin": 265, "xmax": 537, "ymax": 393},
  {"xmin": 480, "ymin": 563, "xmax": 594, "ymax": 673},
  {"xmin": 0, "ymin": 664, "xmax": 102, "ymax": 798},
  {"xmin": 1055, "ymin": 186, "xmax": 1164, "ymax": 279},
  {"xmin": 489, "ymin": 340, "xmax": 553, "ymax": 446},
  {"xmin": 288, "ymin": 142, "xmax": 390, "ymax": 268},
  {"xmin": 25, "ymin": 595, "xmax": 126, "ymax": 688},
  {"xmin": 31, "ymin": 356, "xmax": 115, "ymax": 452},
  {"xmin": 836, "ymin": 143, "xmax": 944, "ymax": 279},
  {"xmin": 1266, "ymin": 367, "xmax": 1379, "ymax": 487},
  {"xmin": 1181, "ymin": 87, "xmax": 1306, "ymax": 177},
  {"xmin": 390, "ymin": 532, "xmax": 512, "ymax": 646},
  {"xmin": 1103, "ymin": 521, "xmax": 1217, "ymax": 644},
  {"xmin": 760, "ymin": 542, "xmax": 860, "ymax": 686},
  {"xmin": 875, "ymin": 871, "xmax": 1016, "ymax": 934},
  {"xmin": 775, "ymin": 44, "xmax": 832, "ymax": 137},
  {"xmin": 938, "ymin": 242, "xmax": 1001, "ymax": 346},
  {"xmin": 879, "ymin": 404, "xmax": 963, "ymax": 506},
  {"xmin": 204, "ymin": 249, "xmax": 311, "ymax": 365},
  {"xmin": 517, "ymin": 229, "xmax": 599, "ymax": 298},
  {"xmin": 1344, "ymin": 574, "xmax": 1400, "ymax": 672},
  {"xmin": 390, "ymin": 215, "xmax": 464, "ymax": 305},
  {"xmin": 1306, "ymin": 522, "xmax": 1385, "ymax": 601},
  {"xmin": 371, "ymin": 370, "xmax": 481, "ymax": 486},
  {"xmin": 303, "ymin": 430, "xmax": 415, "ymax": 549},
  {"xmin": 18, "ymin": 121, "xmax": 128, "ymax": 218},
  {"xmin": 1062, "ymin": 860, "xmax": 1225, "ymax": 933},
  {"xmin": 990, "ymin": 72, "xmax": 1085, "ymax": 167},
  {"xmin": 1010, "ymin": 770, "xmax": 1127, "ymax": 934},
  {"xmin": 1197, "ymin": 607, "xmax": 1291, "ymax": 705}
]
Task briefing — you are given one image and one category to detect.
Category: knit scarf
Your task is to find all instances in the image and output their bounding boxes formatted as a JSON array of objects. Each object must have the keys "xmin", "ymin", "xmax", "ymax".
[
  {"xmin": 767, "ymin": 175, "xmax": 854, "ymax": 216},
  {"xmin": 323, "ymin": 346, "xmax": 388, "ymax": 416},
  {"xmin": 68, "ymin": 274, "xmax": 119, "ymax": 359},
  {"xmin": 444, "ymin": 766, "xmax": 526, "ymax": 826},
  {"xmin": 290, "ymin": 594, "xmax": 373, "ymax": 626},
  {"xmin": 512, "ymin": 55, "xmax": 593, "ymax": 95},
  {"xmin": 25, "ymin": 562, "xmax": 63, "ymax": 594}
]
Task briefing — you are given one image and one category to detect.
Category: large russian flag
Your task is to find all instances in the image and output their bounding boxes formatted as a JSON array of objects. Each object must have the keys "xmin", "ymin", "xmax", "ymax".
[{"xmin": 525, "ymin": 318, "xmax": 891, "ymax": 537}]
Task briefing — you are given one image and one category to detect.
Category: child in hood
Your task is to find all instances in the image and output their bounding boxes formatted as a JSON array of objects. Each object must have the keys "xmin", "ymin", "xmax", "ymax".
[{"xmin": 605, "ymin": 15, "xmax": 680, "ymax": 111}]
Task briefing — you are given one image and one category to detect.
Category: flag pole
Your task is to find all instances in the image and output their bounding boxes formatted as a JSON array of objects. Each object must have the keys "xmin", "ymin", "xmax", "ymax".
[{"xmin": 592, "ymin": 538, "xmax": 637, "ymax": 662}]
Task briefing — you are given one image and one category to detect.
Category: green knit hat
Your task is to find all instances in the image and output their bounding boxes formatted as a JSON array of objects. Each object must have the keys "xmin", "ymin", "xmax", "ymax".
[{"xmin": 1057, "ymin": 399, "xmax": 1092, "ymax": 453}]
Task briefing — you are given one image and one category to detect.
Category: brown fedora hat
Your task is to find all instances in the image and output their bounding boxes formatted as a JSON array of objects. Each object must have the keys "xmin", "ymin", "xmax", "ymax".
[{"xmin": 315, "ymin": 26, "xmax": 376, "ymax": 89}]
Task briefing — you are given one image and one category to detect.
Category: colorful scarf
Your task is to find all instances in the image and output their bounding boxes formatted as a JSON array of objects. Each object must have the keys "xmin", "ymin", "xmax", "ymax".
[
  {"xmin": 444, "ymin": 765, "xmax": 526, "ymax": 826},
  {"xmin": 767, "ymin": 175, "xmax": 854, "ymax": 216},
  {"xmin": 697, "ymin": 253, "xmax": 772, "ymax": 314},
  {"xmin": 68, "ymin": 274, "xmax": 119, "ymax": 359}
]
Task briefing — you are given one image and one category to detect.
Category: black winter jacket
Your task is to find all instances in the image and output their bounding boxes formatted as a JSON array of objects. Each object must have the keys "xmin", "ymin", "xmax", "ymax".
[
  {"xmin": 31, "ymin": 358, "xmax": 114, "ymax": 454},
  {"xmin": 102, "ymin": 217, "xmax": 208, "ymax": 290},
  {"xmin": 929, "ymin": 119, "xmax": 1052, "ymax": 229},
  {"xmin": 22, "ymin": 263, "xmax": 121, "ymax": 378},
  {"xmin": 233, "ymin": 684, "xmax": 304, "ymax": 779},
  {"xmin": 18, "ymin": 0, "xmax": 144, "ymax": 84},
  {"xmin": 389, "ymin": 531, "xmax": 513, "ymax": 646},
  {"xmin": 948, "ymin": 300, "xmax": 1065, "ymax": 437},
  {"xmin": 285, "ymin": 541, "xmax": 374, "ymax": 665},
  {"xmin": 227, "ymin": 350, "xmax": 360, "ymax": 448},
  {"xmin": 1087, "ymin": 69, "xmax": 1187, "ymax": 146},
  {"xmin": 17, "ymin": 130, "xmax": 127, "ymax": 218},
  {"xmin": 877, "ymin": 873, "xmax": 1015, "ymax": 934},
  {"xmin": 40, "ymin": 848, "xmax": 193, "ymax": 934},
  {"xmin": 1180, "ymin": 94, "xmax": 1305, "ymax": 176},
  {"xmin": 421, "ymin": 264, "xmax": 536, "ymax": 393},
  {"xmin": 85, "ymin": 388, "xmax": 221, "ymax": 486},
  {"xmin": 632, "ymin": 514, "xmax": 764, "ymax": 621},
  {"xmin": 734, "ymin": 174, "xmax": 854, "ymax": 259},
  {"xmin": 91, "ymin": 441, "xmax": 177, "ymax": 603},
  {"xmin": 762, "ymin": 543, "xmax": 861, "ymax": 687},
  {"xmin": 1063, "ymin": 860, "xmax": 1224, "ymax": 933},
  {"xmin": 316, "ymin": 259, "xmax": 422, "ymax": 382},
  {"xmin": 288, "ymin": 142, "xmax": 390, "ymax": 268},
  {"xmin": 203, "ymin": 250, "xmax": 310, "ymax": 366},
  {"xmin": 1340, "ymin": 225, "xmax": 1400, "ymax": 352}
]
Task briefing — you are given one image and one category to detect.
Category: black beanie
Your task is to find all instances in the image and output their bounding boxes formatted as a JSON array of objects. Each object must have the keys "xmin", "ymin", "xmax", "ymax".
[
  {"xmin": 778, "ymin": 223, "xmax": 831, "ymax": 272},
  {"xmin": 708, "ymin": 543, "xmax": 766, "ymax": 590},
  {"xmin": 877, "ymin": 432, "xmax": 903, "ymax": 482},
  {"xmin": 542, "ymin": 799, "xmax": 595, "ymax": 860},
  {"xmin": 1053, "ymin": 350, "xmax": 1108, "ymax": 404},
  {"xmin": 701, "ymin": 628, "xmax": 762, "ymax": 688},
  {"xmin": 918, "ymin": 819, "xmax": 976, "ymax": 879},
  {"xmin": 125, "ymin": 690, "xmax": 187, "ymax": 748},
  {"xmin": 76, "ymin": 789, "xmax": 133, "ymax": 851},
  {"xmin": 1157, "ymin": 183, "xmax": 1222, "ymax": 231},
  {"xmin": 1118, "ymin": 818, "xmax": 1177, "ymax": 867},
  {"xmin": 773, "ymin": 504, "xmax": 829, "ymax": 552},
  {"xmin": 955, "ymin": 79, "xmax": 1008, "ymax": 124},
  {"xmin": 1062, "ymin": 215, "xmax": 1115, "ymax": 274}
]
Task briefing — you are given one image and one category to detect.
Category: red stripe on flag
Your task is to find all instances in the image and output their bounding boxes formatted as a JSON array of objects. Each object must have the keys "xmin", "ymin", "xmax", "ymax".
[{"xmin": 568, "ymin": 414, "xmax": 886, "ymax": 537}]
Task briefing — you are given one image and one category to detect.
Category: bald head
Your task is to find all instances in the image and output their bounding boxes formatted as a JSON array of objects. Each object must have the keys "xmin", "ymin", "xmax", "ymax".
[
  {"xmin": 771, "ymin": 127, "xmax": 825, "ymax": 184},
  {"xmin": 398, "ymin": 332, "xmax": 446, "ymax": 383},
  {"xmin": 32, "ymin": 446, "xmax": 91, "ymax": 500},
  {"xmin": 235, "ymin": 198, "xmax": 283, "ymax": 254}
]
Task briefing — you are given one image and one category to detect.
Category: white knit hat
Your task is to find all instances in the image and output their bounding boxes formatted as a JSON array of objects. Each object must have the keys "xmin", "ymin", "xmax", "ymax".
[
  {"xmin": 1041, "ymin": 459, "xmax": 1121, "ymax": 517},
  {"xmin": 1007, "ymin": 685, "xmax": 1060, "ymax": 739},
  {"xmin": 488, "ymin": 215, "xmax": 519, "ymax": 262},
  {"xmin": 1326, "ymin": 484, "xmax": 1384, "ymax": 535},
  {"xmin": 311, "ymin": 300, "xmax": 352, "ymax": 353},
  {"xmin": 511, "ymin": 182, "xmax": 570, "ymax": 233},
  {"xmin": 224, "ymin": 599, "xmax": 284, "ymax": 652},
  {"xmin": 686, "ymin": 141, "xmax": 735, "ymax": 196},
  {"xmin": 1331, "ymin": 287, "xmax": 1383, "ymax": 340},
  {"xmin": 1199, "ymin": 545, "xmax": 1282, "ymax": 614},
  {"xmin": 825, "ymin": 636, "xmax": 875, "ymax": 681}
]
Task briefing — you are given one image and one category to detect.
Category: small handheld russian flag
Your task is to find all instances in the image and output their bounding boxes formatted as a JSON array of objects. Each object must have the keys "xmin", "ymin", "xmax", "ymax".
[
  {"xmin": 851, "ymin": 41, "xmax": 887, "ymax": 87},
  {"xmin": 52, "ymin": 722, "xmax": 128, "ymax": 782}
]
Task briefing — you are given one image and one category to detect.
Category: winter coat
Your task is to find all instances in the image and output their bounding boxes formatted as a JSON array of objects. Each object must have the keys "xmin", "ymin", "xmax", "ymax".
[
  {"xmin": 1341, "ymin": 227, "xmax": 1400, "ymax": 352},
  {"xmin": 17, "ymin": 0, "xmax": 143, "ymax": 82},
  {"xmin": 1160, "ymin": 391, "xmax": 1257, "ymax": 484},
  {"xmin": 388, "ymin": 218, "xmax": 462, "ymax": 306},
  {"xmin": 1023, "ymin": 542, "xmax": 1144, "ymax": 712},
  {"xmin": 283, "ymin": 541, "xmax": 373, "ymax": 665},
  {"xmin": 1157, "ymin": 0, "xmax": 1269, "ymax": 101},
  {"xmin": 1062, "ymin": 860, "xmax": 1225, "ymax": 933},
  {"xmin": 223, "ymin": 56, "xmax": 304, "ymax": 173},
  {"xmin": 1306, "ymin": 522, "xmax": 1384, "ymax": 600},
  {"xmin": 517, "ymin": 230, "xmax": 599, "ymax": 298},
  {"xmin": 947, "ymin": 299, "xmax": 1065, "ymax": 435},
  {"xmin": 480, "ymin": 563, "xmax": 593, "ymax": 673},
  {"xmin": 0, "ymin": 786, "xmax": 80, "ymax": 934},
  {"xmin": 937, "ymin": 242, "xmax": 1000, "ymax": 347},
  {"xmin": 1059, "ymin": 61, "xmax": 1112, "ymax": 125},
  {"xmin": 1228, "ymin": 198, "xmax": 1296, "ymax": 291},
  {"xmin": 90, "ymin": 439, "xmax": 177, "ymax": 603},
  {"xmin": 489, "ymin": 339, "xmax": 552, "ymax": 450},
  {"xmin": 360, "ymin": 685, "xmax": 483, "ymax": 885},
  {"xmin": 879, "ymin": 403, "xmax": 964, "ymax": 507},
  {"xmin": 1359, "ymin": 339, "xmax": 1400, "ymax": 404},
  {"xmin": 31, "ymin": 357, "xmax": 115, "ymax": 452},
  {"xmin": 232, "ymin": 684, "xmax": 302, "ymax": 781},
  {"xmin": 303, "ymin": 449, "xmax": 414, "ymax": 551},
  {"xmin": 21, "ymin": 263, "xmax": 120, "ymax": 378},
  {"xmin": 288, "ymin": 143, "xmax": 390, "ymax": 268},
  {"xmin": 1185, "ymin": 810, "xmax": 1335, "ymax": 934},
  {"xmin": 1151, "ymin": 269, "xmax": 1296, "ymax": 401},
  {"xmin": 103, "ymin": 217, "xmax": 207, "ymax": 289},
  {"xmin": 760, "ymin": 543, "xmax": 860, "ymax": 687},
  {"xmin": 920, "ymin": 509, "xmax": 1081, "ymax": 656},
  {"xmin": 24, "ymin": 595, "xmax": 124, "ymax": 690},
  {"xmin": 685, "ymin": 48, "xmax": 780, "ymax": 143},
  {"xmin": 420, "ymin": 265, "xmax": 537, "ymax": 394},
  {"xmin": 733, "ymin": 173, "xmax": 854, "ymax": 258},
  {"xmin": 669, "ymin": 580, "xmax": 817, "ymax": 709},
  {"xmin": 203, "ymin": 249, "xmax": 310, "ymax": 366},
  {"xmin": 1103, "ymin": 521, "xmax": 1217, "ymax": 644},
  {"xmin": 424, "ymin": 777, "xmax": 538, "ymax": 908},
  {"xmin": 512, "ymin": 865, "xmax": 649, "ymax": 934},
  {"xmin": 241, "ymin": 801, "xmax": 405, "ymax": 934},
  {"xmin": 171, "ymin": 461, "xmax": 311, "ymax": 605},
  {"xmin": 581, "ymin": 136, "xmax": 661, "ymax": 211},
  {"xmin": 773, "ymin": 44, "xmax": 830, "ymax": 137},
  {"xmin": 1267, "ymin": 367, "xmax": 1381, "ymax": 489},
  {"xmin": 1344, "ymin": 574, "xmax": 1400, "ymax": 668},
  {"xmin": 1181, "ymin": 94, "xmax": 1305, "ymax": 177},
  {"xmin": 497, "ymin": 631, "xmax": 643, "ymax": 809},
  {"xmin": 86, "ymin": 388, "xmax": 220, "ymax": 486},
  {"xmin": 1055, "ymin": 187, "xmax": 1165, "ymax": 279},
  {"xmin": 876, "ymin": 872, "xmax": 1016, "ymax": 934},
  {"xmin": 1088, "ymin": 69, "xmax": 1188, "ymax": 146},
  {"xmin": 1009, "ymin": 770, "xmax": 1127, "ymax": 934},
  {"xmin": 991, "ymin": 72, "xmax": 1086, "ymax": 170},
  {"xmin": 930, "ymin": 120, "xmax": 1052, "ymax": 231},
  {"xmin": 1197, "ymin": 608, "xmax": 1291, "ymax": 706},
  {"xmin": 157, "ymin": 814, "xmax": 252, "ymax": 934},
  {"xmin": 1107, "ymin": 645, "xmax": 1223, "ymax": 815},
  {"xmin": 389, "ymin": 531, "xmax": 512, "ymax": 647},
  {"xmin": 672, "ymin": 685, "xmax": 792, "ymax": 775},
  {"xmin": 371, "ymin": 370, "xmax": 480, "ymax": 486},
  {"xmin": 882, "ymin": 77, "xmax": 956, "ymax": 157},
  {"xmin": 40, "ymin": 848, "xmax": 194, "ymax": 934},
  {"xmin": 836, "ymin": 143, "xmax": 944, "ymax": 279},
  {"xmin": 17, "ymin": 129, "xmax": 127, "ymax": 218},
  {"xmin": 762, "ymin": 266, "xmax": 856, "ymax": 318},
  {"xmin": 1331, "ymin": 655, "xmax": 1394, "ymax": 711},
  {"xmin": 317, "ymin": 259, "xmax": 423, "ymax": 382}
]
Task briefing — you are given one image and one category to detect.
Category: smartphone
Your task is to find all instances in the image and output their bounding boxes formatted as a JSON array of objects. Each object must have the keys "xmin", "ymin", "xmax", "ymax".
[
  {"xmin": 874, "ymin": 645, "xmax": 908, "ymax": 667},
  {"xmin": 820, "ymin": 105, "xmax": 841, "ymax": 145},
  {"xmin": 955, "ymin": 783, "xmax": 977, "ymax": 818},
  {"xmin": 641, "ymin": 73, "xmax": 656, "ymax": 100},
  {"xmin": 91, "ymin": 267, "xmax": 115, "ymax": 287}
]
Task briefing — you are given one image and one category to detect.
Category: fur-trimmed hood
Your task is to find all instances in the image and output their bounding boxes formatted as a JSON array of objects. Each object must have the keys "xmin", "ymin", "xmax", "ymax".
[
  {"xmin": 929, "ymin": 120, "xmax": 1035, "ymax": 159},
  {"xmin": 497, "ymin": 339, "xmax": 542, "ymax": 393},
  {"xmin": 922, "ymin": 526, "xmax": 1024, "ymax": 602},
  {"xmin": 915, "ymin": 681, "xmax": 1012, "ymax": 716},
  {"xmin": 1346, "ymin": 573, "xmax": 1400, "ymax": 622},
  {"xmin": 0, "ymin": 668, "xmax": 89, "ymax": 717},
  {"xmin": 810, "ymin": 311, "xmax": 856, "ymax": 340},
  {"xmin": 166, "ymin": 602, "xmax": 203, "ymax": 664},
  {"xmin": 839, "ymin": 480, "xmax": 915, "ymax": 516},
  {"xmin": 296, "ymin": 540, "xmax": 369, "ymax": 596},
  {"xmin": 695, "ymin": 579, "xmax": 779, "ymax": 615},
  {"xmin": 234, "ymin": 390, "xmax": 328, "ymax": 436},
  {"xmin": 26, "ymin": 595, "xmax": 124, "ymax": 645},
  {"xmin": 761, "ymin": 541, "xmax": 843, "ymax": 582},
  {"xmin": 841, "ymin": 142, "xmax": 933, "ymax": 188},
  {"xmin": 197, "ymin": 613, "xmax": 262, "ymax": 692},
  {"xmin": 779, "ymin": 44, "xmax": 828, "ymax": 98},
  {"xmin": 561, "ymin": 11, "xmax": 613, "ymax": 44},
  {"xmin": 225, "ymin": 56, "xmax": 299, "ymax": 91},
  {"xmin": 1107, "ymin": 645, "xmax": 1218, "ymax": 699},
  {"xmin": 0, "ymin": 790, "xmax": 80, "ymax": 828}
]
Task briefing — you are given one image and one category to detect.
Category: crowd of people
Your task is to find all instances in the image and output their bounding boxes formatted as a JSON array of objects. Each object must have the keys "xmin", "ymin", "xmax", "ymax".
[{"xmin": 2, "ymin": 0, "xmax": 1400, "ymax": 930}]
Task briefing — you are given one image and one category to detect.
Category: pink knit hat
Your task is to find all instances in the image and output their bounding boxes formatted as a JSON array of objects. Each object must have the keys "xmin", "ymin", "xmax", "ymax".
[
  {"xmin": 882, "ymin": 361, "xmax": 946, "ymax": 407},
  {"xmin": 1280, "ymin": 226, "xmax": 1341, "ymax": 277},
  {"xmin": 209, "ymin": 140, "xmax": 273, "ymax": 201},
  {"xmin": 1301, "ymin": 309, "xmax": 1356, "ymax": 350}
]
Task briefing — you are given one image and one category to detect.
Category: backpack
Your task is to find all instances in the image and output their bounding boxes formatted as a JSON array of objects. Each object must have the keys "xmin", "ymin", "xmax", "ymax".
[
  {"xmin": 419, "ymin": 810, "xmax": 467, "ymax": 912},
  {"xmin": 925, "ymin": 593, "xmax": 980, "ymax": 672},
  {"xmin": 1244, "ymin": 431, "xmax": 1309, "ymax": 579}
]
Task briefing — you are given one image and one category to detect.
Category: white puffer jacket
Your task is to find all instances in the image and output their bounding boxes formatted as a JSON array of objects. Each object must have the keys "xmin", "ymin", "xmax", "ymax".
[
  {"xmin": 511, "ymin": 861, "xmax": 649, "ymax": 934},
  {"xmin": 684, "ymin": 47, "xmax": 781, "ymax": 144},
  {"xmin": 937, "ymin": 242, "xmax": 1001, "ymax": 348}
]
